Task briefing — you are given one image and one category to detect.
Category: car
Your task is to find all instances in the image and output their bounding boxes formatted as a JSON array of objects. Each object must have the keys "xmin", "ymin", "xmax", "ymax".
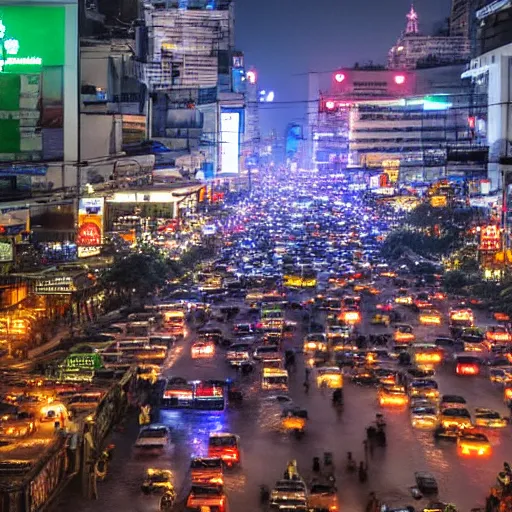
[
  {"xmin": 440, "ymin": 395, "xmax": 467, "ymax": 410},
  {"xmin": 141, "ymin": 468, "xmax": 175, "ymax": 495},
  {"xmin": 439, "ymin": 407, "xmax": 472, "ymax": 429},
  {"xmin": 410, "ymin": 406, "xmax": 439, "ymax": 430},
  {"xmin": 474, "ymin": 408, "xmax": 508, "ymax": 428},
  {"xmin": 308, "ymin": 483, "xmax": 339, "ymax": 511},
  {"xmin": 457, "ymin": 431, "xmax": 491, "ymax": 456},
  {"xmin": 207, "ymin": 433, "xmax": 240, "ymax": 466},
  {"xmin": 186, "ymin": 484, "xmax": 227, "ymax": 512},
  {"xmin": 415, "ymin": 471, "xmax": 438, "ymax": 495},
  {"xmin": 226, "ymin": 343, "xmax": 252, "ymax": 366},
  {"xmin": 419, "ymin": 309, "xmax": 442, "ymax": 326},
  {"xmin": 0, "ymin": 412, "xmax": 37, "ymax": 438},
  {"xmin": 191, "ymin": 340, "xmax": 215, "ymax": 359},
  {"xmin": 270, "ymin": 479, "xmax": 308, "ymax": 503},
  {"xmin": 134, "ymin": 424, "xmax": 172, "ymax": 454},
  {"xmin": 408, "ymin": 379, "xmax": 439, "ymax": 400},
  {"xmin": 190, "ymin": 457, "xmax": 224, "ymax": 485},
  {"xmin": 393, "ymin": 324, "xmax": 415, "ymax": 344},
  {"xmin": 489, "ymin": 367, "xmax": 512, "ymax": 385},
  {"xmin": 378, "ymin": 385, "xmax": 408, "ymax": 407}
]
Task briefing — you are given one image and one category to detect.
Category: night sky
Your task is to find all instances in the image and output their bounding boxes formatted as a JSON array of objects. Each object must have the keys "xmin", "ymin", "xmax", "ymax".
[{"xmin": 235, "ymin": 0, "xmax": 451, "ymax": 135}]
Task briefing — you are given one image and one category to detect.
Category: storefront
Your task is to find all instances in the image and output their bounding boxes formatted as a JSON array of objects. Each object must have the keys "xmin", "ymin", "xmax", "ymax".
[{"xmin": 0, "ymin": 435, "xmax": 68, "ymax": 512}]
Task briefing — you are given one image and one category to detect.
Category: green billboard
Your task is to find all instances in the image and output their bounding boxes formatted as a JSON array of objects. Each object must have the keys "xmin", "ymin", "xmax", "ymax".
[{"xmin": 0, "ymin": 6, "xmax": 65, "ymax": 74}]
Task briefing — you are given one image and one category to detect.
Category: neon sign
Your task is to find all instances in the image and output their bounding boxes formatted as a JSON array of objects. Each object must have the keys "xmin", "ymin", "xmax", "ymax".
[{"xmin": 0, "ymin": 18, "xmax": 42, "ymax": 72}]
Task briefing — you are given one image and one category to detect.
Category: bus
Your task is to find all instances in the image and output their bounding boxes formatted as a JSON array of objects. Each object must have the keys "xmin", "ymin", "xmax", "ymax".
[{"xmin": 161, "ymin": 379, "xmax": 225, "ymax": 411}]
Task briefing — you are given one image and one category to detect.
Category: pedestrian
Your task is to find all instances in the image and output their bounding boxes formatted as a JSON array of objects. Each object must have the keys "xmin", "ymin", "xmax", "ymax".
[
  {"xmin": 305, "ymin": 367, "xmax": 310, "ymax": 382},
  {"xmin": 359, "ymin": 461, "xmax": 368, "ymax": 483},
  {"xmin": 303, "ymin": 380, "xmax": 310, "ymax": 394}
]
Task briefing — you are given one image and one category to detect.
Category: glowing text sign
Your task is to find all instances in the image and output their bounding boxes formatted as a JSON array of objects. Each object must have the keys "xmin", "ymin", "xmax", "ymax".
[{"xmin": 0, "ymin": 6, "xmax": 65, "ymax": 73}]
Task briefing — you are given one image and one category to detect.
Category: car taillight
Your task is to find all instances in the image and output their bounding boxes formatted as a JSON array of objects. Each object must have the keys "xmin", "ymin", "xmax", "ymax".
[{"xmin": 456, "ymin": 363, "xmax": 479, "ymax": 375}]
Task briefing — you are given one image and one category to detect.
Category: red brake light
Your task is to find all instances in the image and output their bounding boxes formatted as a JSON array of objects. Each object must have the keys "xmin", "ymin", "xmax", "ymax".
[
  {"xmin": 325, "ymin": 100, "xmax": 335, "ymax": 110},
  {"xmin": 394, "ymin": 75, "xmax": 405, "ymax": 85},
  {"xmin": 335, "ymin": 73, "xmax": 345, "ymax": 83},
  {"xmin": 457, "ymin": 363, "xmax": 479, "ymax": 375}
]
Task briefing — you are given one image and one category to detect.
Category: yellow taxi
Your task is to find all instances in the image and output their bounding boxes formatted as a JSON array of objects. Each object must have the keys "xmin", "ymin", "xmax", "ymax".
[
  {"xmin": 410, "ymin": 405, "xmax": 439, "ymax": 430},
  {"xmin": 314, "ymin": 367, "xmax": 343, "ymax": 389},
  {"xmin": 408, "ymin": 379, "xmax": 439, "ymax": 400},
  {"xmin": 457, "ymin": 432, "xmax": 491, "ymax": 457},
  {"xmin": 474, "ymin": 408, "xmax": 508, "ymax": 428},
  {"xmin": 439, "ymin": 407, "xmax": 472, "ymax": 429},
  {"xmin": 378, "ymin": 385, "xmax": 408, "ymax": 407},
  {"xmin": 418, "ymin": 309, "xmax": 442, "ymax": 326}
]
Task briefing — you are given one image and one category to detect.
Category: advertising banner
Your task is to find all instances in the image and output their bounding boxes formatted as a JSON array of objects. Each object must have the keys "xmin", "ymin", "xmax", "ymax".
[
  {"xmin": 77, "ymin": 198, "xmax": 104, "ymax": 257},
  {"xmin": 219, "ymin": 109, "xmax": 241, "ymax": 175},
  {"xmin": 480, "ymin": 225, "xmax": 501, "ymax": 252},
  {"xmin": 0, "ymin": 239, "xmax": 13, "ymax": 262}
]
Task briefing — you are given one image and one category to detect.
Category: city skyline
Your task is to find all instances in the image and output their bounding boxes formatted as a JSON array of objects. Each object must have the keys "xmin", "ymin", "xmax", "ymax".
[{"xmin": 236, "ymin": 0, "xmax": 452, "ymax": 133}]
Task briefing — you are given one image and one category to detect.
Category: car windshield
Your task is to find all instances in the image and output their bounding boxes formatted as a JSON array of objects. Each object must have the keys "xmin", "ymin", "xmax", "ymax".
[
  {"xmin": 148, "ymin": 472, "xmax": 170, "ymax": 483},
  {"xmin": 140, "ymin": 428, "xmax": 167, "ymax": 438},
  {"xmin": 443, "ymin": 408, "xmax": 470, "ymax": 417},
  {"xmin": 412, "ymin": 407, "xmax": 437, "ymax": 415},
  {"xmin": 191, "ymin": 485, "xmax": 222, "ymax": 496},
  {"xmin": 310, "ymin": 484, "xmax": 335, "ymax": 494},
  {"xmin": 462, "ymin": 433, "xmax": 487, "ymax": 442},
  {"xmin": 191, "ymin": 459, "xmax": 223, "ymax": 469},
  {"xmin": 478, "ymin": 412, "xmax": 500, "ymax": 419},
  {"xmin": 209, "ymin": 436, "xmax": 236, "ymax": 447}
]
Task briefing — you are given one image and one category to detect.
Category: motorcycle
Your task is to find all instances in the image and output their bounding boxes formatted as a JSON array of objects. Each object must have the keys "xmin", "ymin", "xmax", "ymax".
[{"xmin": 159, "ymin": 490, "xmax": 176, "ymax": 511}]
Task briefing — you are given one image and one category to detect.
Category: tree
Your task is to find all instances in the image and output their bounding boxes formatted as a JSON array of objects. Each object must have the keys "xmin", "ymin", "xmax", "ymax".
[
  {"xmin": 443, "ymin": 270, "xmax": 468, "ymax": 293},
  {"xmin": 102, "ymin": 249, "xmax": 169, "ymax": 303}
]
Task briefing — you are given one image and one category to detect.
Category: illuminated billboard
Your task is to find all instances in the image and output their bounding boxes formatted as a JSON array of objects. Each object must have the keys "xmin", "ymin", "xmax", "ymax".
[
  {"xmin": 219, "ymin": 109, "xmax": 242, "ymax": 175},
  {"xmin": 0, "ymin": 6, "xmax": 65, "ymax": 73},
  {"xmin": 77, "ymin": 198, "xmax": 104, "ymax": 257}
]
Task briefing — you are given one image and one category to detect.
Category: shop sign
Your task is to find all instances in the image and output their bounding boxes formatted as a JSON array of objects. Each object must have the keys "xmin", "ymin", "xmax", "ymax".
[
  {"xmin": 63, "ymin": 353, "xmax": 103, "ymax": 370},
  {"xmin": 480, "ymin": 225, "xmax": 501, "ymax": 252},
  {"xmin": 34, "ymin": 276, "xmax": 74, "ymax": 295},
  {"xmin": 0, "ymin": 239, "xmax": 13, "ymax": 262},
  {"xmin": 29, "ymin": 449, "xmax": 65, "ymax": 512},
  {"xmin": 77, "ymin": 246, "xmax": 101, "ymax": 258},
  {"xmin": 430, "ymin": 195, "xmax": 448, "ymax": 208}
]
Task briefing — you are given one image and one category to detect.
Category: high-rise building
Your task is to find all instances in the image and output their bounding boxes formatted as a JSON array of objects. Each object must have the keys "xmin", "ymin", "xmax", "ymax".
[
  {"xmin": 450, "ymin": 0, "xmax": 471, "ymax": 38},
  {"xmin": 388, "ymin": 6, "xmax": 470, "ymax": 70},
  {"xmin": 462, "ymin": 0, "xmax": 512, "ymax": 195},
  {"xmin": 136, "ymin": 0, "xmax": 245, "ymax": 178},
  {"xmin": 310, "ymin": 67, "xmax": 486, "ymax": 183}
]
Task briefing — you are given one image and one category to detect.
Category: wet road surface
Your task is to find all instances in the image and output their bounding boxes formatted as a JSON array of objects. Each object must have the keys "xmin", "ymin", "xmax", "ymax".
[{"xmin": 51, "ymin": 298, "xmax": 512, "ymax": 512}]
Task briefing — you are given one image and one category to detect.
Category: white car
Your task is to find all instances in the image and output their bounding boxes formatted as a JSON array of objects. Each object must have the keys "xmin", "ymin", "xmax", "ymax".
[{"xmin": 134, "ymin": 424, "xmax": 172, "ymax": 454}]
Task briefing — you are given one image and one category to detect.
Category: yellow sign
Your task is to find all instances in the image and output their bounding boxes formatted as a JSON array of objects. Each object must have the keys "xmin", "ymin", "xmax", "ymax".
[
  {"xmin": 382, "ymin": 160, "xmax": 400, "ymax": 168},
  {"xmin": 430, "ymin": 195, "xmax": 448, "ymax": 208},
  {"xmin": 385, "ymin": 169, "xmax": 399, "ymax": 183}
]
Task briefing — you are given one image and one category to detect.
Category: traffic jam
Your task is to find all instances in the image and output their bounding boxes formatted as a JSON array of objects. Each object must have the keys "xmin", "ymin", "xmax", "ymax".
[{"xmin": 79, "ymin": 174, "xmax": 512, "ymax": 512}]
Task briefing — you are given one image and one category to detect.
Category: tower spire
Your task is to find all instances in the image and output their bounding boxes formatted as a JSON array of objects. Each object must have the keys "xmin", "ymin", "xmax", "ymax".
[{"xmin": 405, "ymin": 4, "xmax": 419, "ymax": 34}]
